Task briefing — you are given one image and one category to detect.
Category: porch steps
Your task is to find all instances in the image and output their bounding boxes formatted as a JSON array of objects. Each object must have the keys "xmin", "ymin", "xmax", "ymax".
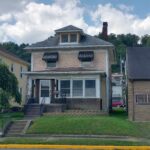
[
  {"xmin": 5, "ymin": 120, "xmax": 31, "ymax": 137},
  {"xmin": 24, "ymin": 104, "xmax": 42, "ymax": 117}
]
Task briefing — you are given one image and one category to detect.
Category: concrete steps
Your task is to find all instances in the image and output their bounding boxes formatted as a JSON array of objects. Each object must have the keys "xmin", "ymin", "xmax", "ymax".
[
  {"xmin": 5, "ymin": 120, "xmax": 31, "ymax": 136},
  {"xmin": 25, "ymin": 104, "xmax": 42, "ymax": 117}
]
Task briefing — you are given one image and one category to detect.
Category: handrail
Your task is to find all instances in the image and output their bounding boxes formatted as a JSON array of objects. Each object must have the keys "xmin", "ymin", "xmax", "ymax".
[{"xmin": 41, "ymin": 97, "xmax": 46, "ymax": 105}]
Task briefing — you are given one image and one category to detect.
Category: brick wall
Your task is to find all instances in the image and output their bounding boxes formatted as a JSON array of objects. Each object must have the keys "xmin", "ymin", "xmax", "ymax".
[
  {"xmin": 128, "ymin": 80, "xmax": 150, "ymax": 121},
  {"xmin": 32, "ymin": 50, "xmax": 106, "ymax": 71}
]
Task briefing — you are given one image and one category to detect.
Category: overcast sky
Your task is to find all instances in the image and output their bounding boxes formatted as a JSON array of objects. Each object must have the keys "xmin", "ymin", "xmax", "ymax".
[{"xmin": 0, "ymin": 0, "xmax": 150, "ymax": 44}]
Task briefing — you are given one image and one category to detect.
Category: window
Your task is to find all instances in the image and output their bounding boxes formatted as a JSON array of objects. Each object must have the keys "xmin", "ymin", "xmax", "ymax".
[
  {"xmin": 73, "ymin": 80, "xmax": 83, "ymax": 97},
  {"xmin": 61, "ymin": 34, "xmax": 68, "ymax": 43},
  {"xmin": 47, "ymin": 62, "xmax": 56, "ymax": 68},
  {"xmin": 60, "ymin": 80, "xmax": 70, "ymax": 97},
  {"xmin": 85, "ymin": 80, "xmax": 96, "ymax": 97},
  {"xmin": 136, "ymin": 94, "xmax": 150, "ymax": 105},
  {"xmin": 81, "ymin": 61, "xmax": 92, "ymax": 67},
  {"xmin": 19, "ymin": 87, "xmax": 22, "ymax": 96},
  {"xmin": 20, "ymin": 66, "xmax": 23, "ymax": 78},
  {"xmin": 70, "ymin": 33, "xmax": 77, "ymax": 42},
  {"xmin": 41, "ymin": 80, "xmax": 50, "ymax": 97},
  {"xmin": 11, "ymin": 64, "xmax": 14, "ymax": 72}
]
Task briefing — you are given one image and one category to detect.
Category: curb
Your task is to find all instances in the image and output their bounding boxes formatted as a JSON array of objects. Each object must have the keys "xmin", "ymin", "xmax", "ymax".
[{"xmin": 0, "ymin": 145, "xmax": 150, "ymax": 149}]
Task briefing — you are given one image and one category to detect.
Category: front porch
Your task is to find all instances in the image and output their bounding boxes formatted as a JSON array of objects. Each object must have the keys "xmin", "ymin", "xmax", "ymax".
[{"xmin": 24, "ymin": 70, "xmax": 108, "ymax": 115}]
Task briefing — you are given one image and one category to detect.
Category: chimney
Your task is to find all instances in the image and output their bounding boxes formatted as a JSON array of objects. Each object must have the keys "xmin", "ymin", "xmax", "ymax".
[{"xmin": 102, "ymin": 22, "xmax": 108, "ymax": 40}]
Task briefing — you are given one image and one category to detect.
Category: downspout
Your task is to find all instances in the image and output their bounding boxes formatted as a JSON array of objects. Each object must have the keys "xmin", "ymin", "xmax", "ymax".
[{"xmin": 132, "ymin": 80, "xmax": 135, "ymax": 121}]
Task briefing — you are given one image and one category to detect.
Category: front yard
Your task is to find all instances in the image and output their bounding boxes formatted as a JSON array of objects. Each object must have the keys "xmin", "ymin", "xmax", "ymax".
[{"xmin": 27, "ymin": 110, "xmax": 150, "ymax": 138}]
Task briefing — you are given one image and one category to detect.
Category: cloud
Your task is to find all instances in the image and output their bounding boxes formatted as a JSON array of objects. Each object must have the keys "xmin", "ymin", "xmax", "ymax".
[
  {"xmin": 0, "ymin": 1, "xmax": 150, "ymax": 44},
  {"xmin": 91, "ymin": 3, "xmax": 150, "ymax": 36},
  {"xmin": 0, "ymin": 0, "xmax": 89, "ymax": 44}
]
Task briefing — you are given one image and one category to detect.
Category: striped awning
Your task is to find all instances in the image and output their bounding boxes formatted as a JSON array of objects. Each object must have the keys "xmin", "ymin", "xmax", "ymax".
[
  {"xmin": 78, "ymin": 51, "xmax": 94, "ymax": 61},
  {"xmin": 42, "ymin": 52, "xmax": 58, "ymax": 62}
]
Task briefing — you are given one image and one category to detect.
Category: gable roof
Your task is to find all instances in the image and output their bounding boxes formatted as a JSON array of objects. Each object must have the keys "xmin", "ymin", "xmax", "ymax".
[
  {"xmin": 127, "ymin": 47, "xmax": 150, "ymax": 80},
  {"xmin": 55, "ymin": 25, "xmax": 83, "ymax": 33}
]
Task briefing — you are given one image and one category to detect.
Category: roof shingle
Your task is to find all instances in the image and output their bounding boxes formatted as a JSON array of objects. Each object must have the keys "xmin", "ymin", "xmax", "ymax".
[{"xmin": 127, "ymin": 47, "xmax": 150, "ymax": 80}]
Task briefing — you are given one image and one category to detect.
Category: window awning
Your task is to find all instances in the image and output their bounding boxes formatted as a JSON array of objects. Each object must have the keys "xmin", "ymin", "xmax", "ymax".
[
  {"xmin": 42, "ymin": 52, "xmax": 58, "ymax": 62},
  {"xmin": 78, "ymin": 51, "xmax": 94, "ymax": 61}
]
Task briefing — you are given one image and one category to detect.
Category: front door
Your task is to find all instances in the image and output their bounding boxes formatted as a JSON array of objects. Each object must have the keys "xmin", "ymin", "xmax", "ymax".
[{"xmin": 40, "ymin": 80, "xmax": 51, "ymax": 104}]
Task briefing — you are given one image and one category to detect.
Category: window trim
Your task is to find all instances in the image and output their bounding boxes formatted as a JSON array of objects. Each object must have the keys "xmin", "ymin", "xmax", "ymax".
[
  {"xmin": 70, "ymin": 33, "xmax": 77, "ymax": 43},
  {"xmin": 60, "ymin": 33, "xmax": 78, "ymax": 44},
  {"xmin": 59, "ymin": 79, "xmax": 71, "ymax": 98},
  {"xmin": 72, "ymin": 80, "xmax": 83, "ymax": 98},
  {"xmin": 58, "ymin": 77, "xmax": 100, "ymax": 98},
  {"xmin": 85, "ymin": 79, "xmax": 96, "ymax": 98},
  {"xmin": 46, "ymin": 61, "xmax": 57, "ymax": 68},
  {"xmin": 61, "ymin": 33, "xmax": 69, "ymax": 43},
  {"xmin": 135, "ymin": 93, "xmax": 150, "ymax": 105}
]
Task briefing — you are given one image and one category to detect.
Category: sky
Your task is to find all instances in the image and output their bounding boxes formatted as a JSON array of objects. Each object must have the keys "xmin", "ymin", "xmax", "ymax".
[{"xmin": 0, "ymin": 0, "xmax": 150, "ymax": 44}]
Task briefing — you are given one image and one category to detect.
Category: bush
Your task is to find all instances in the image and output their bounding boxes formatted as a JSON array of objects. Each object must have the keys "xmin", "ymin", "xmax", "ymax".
[
  {"xmin": 0, "ymin": 89, "xmax": 10, "ymax": 112},
  {"xmin": 10, "ymin": 106, "xmax": 23, "ymax": 112}
]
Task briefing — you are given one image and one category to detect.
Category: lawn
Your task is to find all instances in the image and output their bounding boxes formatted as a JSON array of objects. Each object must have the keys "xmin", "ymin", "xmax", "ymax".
[
  {"xmin": 27, "ymin": 110, "xmax": 150, "ymax": 138},
  {"xmin": 0, "ymin": 137, "xmax": 149, "ymax": 146},
  {"xmin": 0, "ymin": 112, "xmax": 24, "ymax": 130}
]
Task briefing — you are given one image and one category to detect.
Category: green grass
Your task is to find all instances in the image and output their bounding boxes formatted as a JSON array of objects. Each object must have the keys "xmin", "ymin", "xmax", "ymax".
[
  {"xmin": 0, "ymin": 137, "xmax": 149, "ymax": 146},
  {"xmin": 27, "ymin": 110, "xmax": 150, "ymax": 138},
  {"xmin": 0, "ymin": 112, "xmax": 24, "ymax": 129}
]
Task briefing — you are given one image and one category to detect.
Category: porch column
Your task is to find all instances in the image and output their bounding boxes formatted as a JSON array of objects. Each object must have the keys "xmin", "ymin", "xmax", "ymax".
[
  {"xmin": 35, "ymin": 79, "xmax": 40, "ymax": 103},
  {"xmin": 27, "ymin": 76, "xmax": 32, "ymax": 97}
]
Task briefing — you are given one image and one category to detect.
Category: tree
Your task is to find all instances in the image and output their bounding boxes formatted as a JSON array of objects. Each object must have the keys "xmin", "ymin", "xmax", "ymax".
[
  {"xmin": 0, "ymin": 42, "xmax": 30, "ymax": 62},
  {"xmin": 0, "ymin": 63, "xmax": 21, "ymax": 109},
  {"xmin": 141, "ymin": 35, "xmax": 150, "ymax": 46}
]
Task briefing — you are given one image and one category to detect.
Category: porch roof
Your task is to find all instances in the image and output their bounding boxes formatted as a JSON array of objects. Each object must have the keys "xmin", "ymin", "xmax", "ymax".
[{"xmin": 23, "ymin": 67, "xmax": 106, "ymax": 75}]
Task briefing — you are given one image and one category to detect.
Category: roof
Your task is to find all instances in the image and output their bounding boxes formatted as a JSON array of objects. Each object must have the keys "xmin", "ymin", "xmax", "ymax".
[
  {"xmin": 23, "ymin": 67, "xmax": 105, "ymax": 75},
  {"xmin": 25, "ymin": 33, "xmax": 113, "ymax": 50},
  {"xmin": 55, "ymin": 25, "xmax": 83, "ymax": 33},
  {"xmin": 0, "ymin": 47, "xmax": 29, "ymax": 66},
  {"xmin": 127, "ymin": 47, "xmax": 150, "ymax": 80}
]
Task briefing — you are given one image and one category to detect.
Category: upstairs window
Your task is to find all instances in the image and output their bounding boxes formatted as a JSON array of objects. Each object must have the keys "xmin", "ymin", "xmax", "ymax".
[
  {"xmin": 20, "ymin": 66, "xmax": 23, "ymax": 78},
  {"xmin": 61, "ymin": 34, "xmax": 69, "ymax": 43},
  {"xmin": 70, "ymin": 33, "xmax": 77, "ymax": 43},
  {"xmin": 47, "ymin": 62, "xmax": 56, "ymax": 68}
]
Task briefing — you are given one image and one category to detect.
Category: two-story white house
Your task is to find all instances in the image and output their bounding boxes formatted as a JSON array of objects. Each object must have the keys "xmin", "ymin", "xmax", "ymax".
[{"xmin": 24, "ymin": 23, "xmax": 115, "ymax": 116}]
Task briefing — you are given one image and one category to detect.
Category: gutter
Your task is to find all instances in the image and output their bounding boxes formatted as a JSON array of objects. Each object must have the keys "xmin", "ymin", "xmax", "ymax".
[{"xmin": 22, "ymin": 71, "xmax": 106, "ymax": 75}]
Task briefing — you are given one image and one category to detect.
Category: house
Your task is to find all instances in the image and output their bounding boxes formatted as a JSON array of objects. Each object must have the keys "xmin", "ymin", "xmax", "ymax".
[
  {"xmin": 112, "ymin": 73, "xmax": 124, "ymax": 107},
  {"xmin": 0, "ymin": 48, "xmax": 29, "ymax": 105},
  {"xmin": 24, "ymin": 23, "xmax": 115, "ymax": 114},
  {"xmin": 127, "ymin": 47, "xmax": 150, "ymax": 121}
]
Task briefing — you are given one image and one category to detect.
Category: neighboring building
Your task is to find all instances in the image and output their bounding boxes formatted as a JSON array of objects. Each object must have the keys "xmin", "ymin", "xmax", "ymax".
[
  {"xmin": 112, "ymin": 73, "xmax": 123, "ymax": 98},
  {"xmin": 24, "ymin": 23, "xmax": 115, "ymax": 114},
  {"xmin": 127, "ymin": 47, "xmax": 150, "ymax": 121},
  {"xmin": 112, "ymin": 73, "xmax": 124, "ymax": 107},
  {"xmin": 0, "ymin": 48, "xmax": 29, "ymax": 105}
]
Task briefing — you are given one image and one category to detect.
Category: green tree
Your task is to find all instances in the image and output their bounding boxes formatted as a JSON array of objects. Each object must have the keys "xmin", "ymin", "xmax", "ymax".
[
  {"xmin": 0, "ymin": 63, "xmax": 21, "ymax": 107},
  {"xmin": 141, "ymin": 35, "xmax": 150, "ymax": 46},
  {"xmin": 0, "ymin": 42, "xmax": 30, "ymax": 62}
]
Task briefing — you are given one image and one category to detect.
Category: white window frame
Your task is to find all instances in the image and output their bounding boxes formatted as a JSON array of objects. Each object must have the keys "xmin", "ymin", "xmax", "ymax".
[
  {"xmin": 60, "ymin": 33, "xmax": 78, "ymax": 44},
  {"xmin": 59, "ymin": 79, "xmax": 71, "ymax": 98},
  {"xmin": 58, "ymin": 76, "xmax": 100, "ymax": 99},
  {"xmin": 72, "ymin": 79, "xmax": 84, "ymax": 98}
]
